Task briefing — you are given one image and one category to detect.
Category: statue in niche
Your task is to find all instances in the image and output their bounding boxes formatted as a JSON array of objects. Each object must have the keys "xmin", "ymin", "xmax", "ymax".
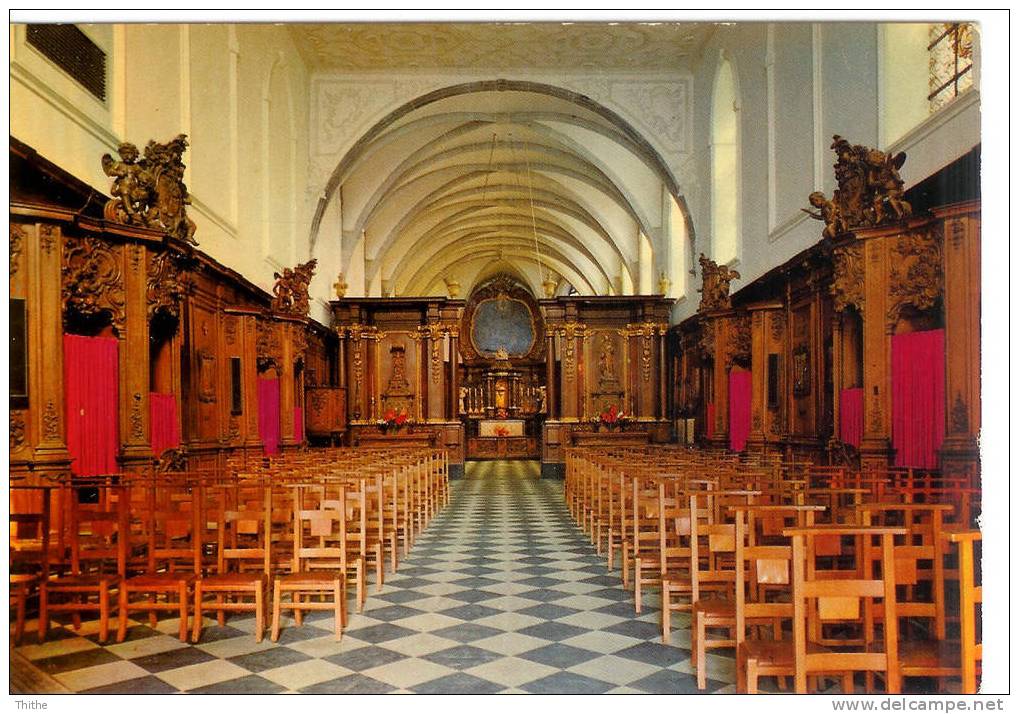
[
  {"xmin": 804, "ymin": 135, "xmax": 912, "ymax": 239},
  {"xmin": 101, "ymin": 134, "xmax": 198, "ymax": 245},
  {"xmin": 271, "ymin": 259, "xmax": 318, "ymax": 317},
  {"xmin": 597, "ymin": 334, "xmax": 621, "ymax": 392},
  {"xmin": 697, "ymin": 254, "xmax": 740, "ymax": 312},
  {"xmin": 386, "ymin": 345, "xmax": 411, "ymax": 396},
  {"xmin": 459, "ymin": 386, "xmax": 468, "ymax": 415},
  {"xmin": 538, "ymin": 386, "xmax": 548, "ymax": 414}
]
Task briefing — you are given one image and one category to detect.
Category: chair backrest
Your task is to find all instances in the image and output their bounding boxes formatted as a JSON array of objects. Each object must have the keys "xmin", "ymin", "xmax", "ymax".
[
  {"xmin": 293, "ymin": 485, "xmax": 348, "ymax": 572},
  {"xmin": 217, "ymin": 485, "xmax": 272, "ymax": 576},
  {"xmin": 945, "ymin": 530, "xmax": 982, "ymax": 694},
  {"xmin": 69, "ymin": 484, "xmax": 130, "ymax": 577},
  {"xmin": 786, "ymin": 525, "xmax": 905, "ymax": 694},
  {"xmin": 690, "ymin": 493, "xmax": 737, "ymax": 602},
  {"xmin": 143, "ymin": 482, "xmax": 202, "ymax": 574}
]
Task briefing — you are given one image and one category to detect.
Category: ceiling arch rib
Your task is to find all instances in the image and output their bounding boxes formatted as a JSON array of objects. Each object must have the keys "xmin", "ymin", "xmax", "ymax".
[
  {"xmin": 393, "ymin": 228, "xmax": 610, "ymax": 298},
  {"xmin": 405, "ymin": 242, "xmax": 597, "ymax": 298},
  {"xmin": 354, "ymin": 136, "xmax": 642, "ymax": 267},
  {"xmin": 343, "ymin": 117, "xmax": 663, "ymax": 249},
  {"xmin": 314, "ymin": 83, "xmax": 686, "ymax": 297},
  {"xmin": 367, "ymin": 168, "xmax": 635, "ymax": 271}
]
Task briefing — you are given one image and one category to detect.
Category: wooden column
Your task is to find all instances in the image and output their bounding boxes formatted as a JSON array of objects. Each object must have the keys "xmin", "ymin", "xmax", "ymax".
[
  {"xmin": 277, "ymin": 319, "xmax": 300, "ymax": 448},
  {"xmin": 424, "ymin": 323, "xmax": 444, "ymax": 422},
  {"xmin": 709, "ymin": 312, "xmax": 731, "ymax": 449},
  {"xmin": 240, "ymin": 311, "xmax": 262, "ymax": 452},
  {"xmin": 747, "ymin": 308, "xmax": 768, "ymax": 450},
  {"xmin": 119, "ymin": 242, "xmax": 153, "ymax": 470},
  {"xmin": 858, "ymin": 227, "xmax": 894, "ymax": 470},
  {"xmin": 935, "ymin": 202, "xmax": 980, "ymax": 484},
  {"xmin": 545, "ymin": 331, "xmax": 557, "ymax": 419},
  {"xmin": 22, "ymin": 221, "xmax": 71, "ymax": 478}
]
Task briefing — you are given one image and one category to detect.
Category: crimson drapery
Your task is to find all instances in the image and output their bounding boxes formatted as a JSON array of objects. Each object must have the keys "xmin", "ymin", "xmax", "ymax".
[
  {"xmin": 728, "ymin": 368, "xmax": 752, "ymax": 452},
  {"xmin": 63, "ymin": 334, "xmax": 119, "ymax": 476},
  {"xmin": 839, "ymin": 387, "xmax": 864, "ymax": 448},
  {"xmin": 891, "ymin": 329, "xmax": 945, "ymax": 469},
  {"xmin": 705, "ymin": 402, "xmax": 715, "ymax": 439},
  {"xmin": 294, "ymin": 406, "xmax": 304, "ymax": 443},
  {"xmin": 149, "ymin": 393, "xmax": 180, "ymax": 456},
  {"xmin": 258, "ymin": 376, "xmax": 281, "ymax": 455}
]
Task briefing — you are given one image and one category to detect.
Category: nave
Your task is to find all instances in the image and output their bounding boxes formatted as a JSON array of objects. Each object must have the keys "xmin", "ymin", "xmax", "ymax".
[{"xmin": 11, "ymin": 461, "xmax": 729, "ymax": 695}]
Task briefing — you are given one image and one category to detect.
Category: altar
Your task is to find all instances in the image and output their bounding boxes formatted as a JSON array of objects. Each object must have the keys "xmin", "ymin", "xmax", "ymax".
[{"xmin": 478, "ymin": 419, "xmax": 525, "ymax": 437}]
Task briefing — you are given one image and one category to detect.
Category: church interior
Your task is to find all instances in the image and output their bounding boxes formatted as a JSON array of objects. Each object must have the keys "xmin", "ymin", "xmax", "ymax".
[{"xmin": 9, "ymin": 15, "xmax": 999, "ymax": 698}]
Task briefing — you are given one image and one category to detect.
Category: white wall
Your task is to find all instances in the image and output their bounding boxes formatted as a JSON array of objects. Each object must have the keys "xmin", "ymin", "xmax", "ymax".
[
  {"xmin": 10, "ymin": 23, "xmax": 313, "ymax": 304},
  {"xmin": 680, "ymin": 21, "xmax": 980, "ymax": 324}
]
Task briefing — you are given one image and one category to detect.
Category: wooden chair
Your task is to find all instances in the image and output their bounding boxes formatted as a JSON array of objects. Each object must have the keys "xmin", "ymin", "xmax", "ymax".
[
  {"xmin": 192, "ymin": 484, "xmax": 272, "ymax": 643},
  {"xmin": 270, "ymin": 485, "xmax": 348, "ymax": 642},
  {"xmin": 734, "ymin": 505, "xmax": 825, "ymax": 694},
  {"xmin": 787, "ymin": 525, "xmax": 905, "ymax": 694},
  {"xmin": 10, "ymin": 485, "xmax": 56, "ymax": 645},
  {"xmin": 39, "ymin": 483, "xmax": 128, "ymax": 644},
  {"xmin": 117, "ymin": 482, "xmax": 201, "ymax": 642}
]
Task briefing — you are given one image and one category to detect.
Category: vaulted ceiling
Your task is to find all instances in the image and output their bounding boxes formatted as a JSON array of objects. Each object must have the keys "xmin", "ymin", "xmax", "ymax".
[
  {"xmin": 317, "ymin": 82, "xmax": 686, "ymax": 298},
  {"xmin": 295, "ymin": 23, "xmax": 704, "ymax": 299}
]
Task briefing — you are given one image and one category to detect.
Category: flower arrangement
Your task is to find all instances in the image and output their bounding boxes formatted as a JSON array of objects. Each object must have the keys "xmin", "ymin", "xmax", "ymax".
[
  {"xmin": 378, "ymin": 408, "xmax": 409, "ymax": 433},
  {"xmin": 596, "ymin": 404, "xmax": 629, "ymax": 431}
]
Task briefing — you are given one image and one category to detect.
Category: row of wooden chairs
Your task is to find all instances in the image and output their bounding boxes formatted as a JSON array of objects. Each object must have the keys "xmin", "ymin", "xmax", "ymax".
[
  {"xmin": 564, "ymin": 446, "xmax": 983, "ymax": 694},
  {"xmin": 9, "ymin": 448, "xmax": 449, "ymax": 646}
]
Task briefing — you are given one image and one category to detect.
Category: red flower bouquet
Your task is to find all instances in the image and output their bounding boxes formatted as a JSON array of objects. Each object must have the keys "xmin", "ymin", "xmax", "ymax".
[
  {"xmin": 378, "ymin": 408, "xmax": 409, "ymax": 432},
  {"xmin": 598, "ymin": 404, "xmax": 628, "ymax": 430}
]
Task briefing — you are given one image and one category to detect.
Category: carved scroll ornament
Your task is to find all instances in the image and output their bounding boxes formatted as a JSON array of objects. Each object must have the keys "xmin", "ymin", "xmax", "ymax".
[
  {"xmin": 831, "ymin": 242, "xmax": 865, "ymax": 314},
  {"xmin": 697, "ymin": 254, "xmax": 740, "ymax": 312},
  {"xmin": 271, "ymin": 259, "xmax": 318, "ymax": 317},
  {"xmin": 726, "ymin": 314, "xmax": 752, "ymax": 368},
  {"xmin": 62, "ymin": 235, "xmax": 126, "ymax": 330},
  {"xmin": 803, "ymin": 135, "xmax": 912, "ymax": 239},
  {"xmin": 101, "ymin": 134, "xmax": 198, "ymax": 245},
  {"xmin": 886, "ymin": 226, "xmax": 944, "ymax": 331},
  {"xmin": 147, "ymin": 250, "xmax": 191, "ymax": 322},
  {"xmin": 256, "ymin": 320, "xmax": 282, "ymax": 373}
]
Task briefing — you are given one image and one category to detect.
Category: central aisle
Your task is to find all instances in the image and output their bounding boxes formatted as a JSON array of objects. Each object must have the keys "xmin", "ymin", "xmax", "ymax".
[{"xmin": 18, "ymin": 461, "xmax": 734, "ymax": 694}]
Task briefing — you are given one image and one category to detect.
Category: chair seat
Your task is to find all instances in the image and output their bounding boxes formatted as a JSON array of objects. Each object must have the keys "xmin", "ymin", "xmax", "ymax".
[
  {"xmin": 10, "ymin": 574, "xmax": 38, "ymax": 586},
  {"xmin": 126, "ymin": 572, "xmax": 196, "ymax": 587},
  {"xmin": 898, "ymin": 639, "xmax": 962, "ymax": 671},
  {"xmin": 741, "ymin": 639, "xmax": 830, "ymax": 667},
  {"xmin": 693, "ymin": 598, "xmax": 736, "ymax": 618},
  {"xmin": 200, "ymin": 573, "xmax": 267, "ymax": 589},
  {"xmin": 278, "ymin": 571, "xmax": 343, "ymax": 586},
  {"xmin": 46, "ymin": 574, "xmax": 121, "ymax": 589}
]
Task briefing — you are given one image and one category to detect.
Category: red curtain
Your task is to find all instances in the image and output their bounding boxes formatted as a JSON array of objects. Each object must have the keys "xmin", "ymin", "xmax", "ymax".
[
  {"xmin": 891, "ymin": 329, "xmax": 945, "ymax": 469},
  {"xmin": 705, "ymin": 402, "xmax": 715, "ymax": 439},
  {"xmin": 294, "ymin": 406, "xmax": 304, "ymax": 443},
  {"xmin": 839, "ymin": 387, "xmax": 864, "ymax": 448},
  {"xmin": 150, "ymin": 392, "xmax": 180, "ymax": 456},
  {"xmin": 728, "ymin": 368, "xmax": 752, "ymax": 452},
  {"xmin": 63, "ymin": 334, "xmax": 120, "ymax": 476},
  {"xmin": 258, "ymin": 376, "xmax": 281, "ymax": 455}
]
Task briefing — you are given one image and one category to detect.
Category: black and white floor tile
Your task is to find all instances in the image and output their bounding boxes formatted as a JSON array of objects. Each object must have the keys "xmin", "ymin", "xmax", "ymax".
[{"xmin": 13, "ymin": 460, "xmax": 734, "ymax": 694}]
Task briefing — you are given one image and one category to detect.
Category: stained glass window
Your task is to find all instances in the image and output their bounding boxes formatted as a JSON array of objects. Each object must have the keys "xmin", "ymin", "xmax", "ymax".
[{"xmin": 928, "ymin": 23, "xmax": 974, "ymax": 113}]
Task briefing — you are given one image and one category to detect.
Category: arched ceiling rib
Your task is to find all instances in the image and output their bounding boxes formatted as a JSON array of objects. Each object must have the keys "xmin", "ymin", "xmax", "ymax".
[{"xmin": 314, "ymin": 82, "xmax": 686, "ymax": 297}]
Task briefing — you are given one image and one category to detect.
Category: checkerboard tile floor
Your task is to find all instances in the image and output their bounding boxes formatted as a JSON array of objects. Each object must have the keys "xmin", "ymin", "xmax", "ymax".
[{"xmin": 13, "ymin": 460, "xmax": 734, "ymax": 694}]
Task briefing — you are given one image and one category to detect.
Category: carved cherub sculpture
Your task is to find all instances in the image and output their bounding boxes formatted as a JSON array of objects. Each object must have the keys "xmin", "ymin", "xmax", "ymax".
[
  {"xmin": 101, "ymin": 143, "xmax": 149, "ymax": 224},
  {"xmin": 802, "ymin": 191, "xmax": 848, "ymax": 240}
]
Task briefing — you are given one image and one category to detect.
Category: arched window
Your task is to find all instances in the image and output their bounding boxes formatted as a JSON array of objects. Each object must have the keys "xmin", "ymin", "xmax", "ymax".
[
  {"xmin": 668, "ymin": 194, "xmax": 688, "ymax": 300},
  {"xmin": 711, "ymin": 56, "xmax": 740, "ymax": 266}
]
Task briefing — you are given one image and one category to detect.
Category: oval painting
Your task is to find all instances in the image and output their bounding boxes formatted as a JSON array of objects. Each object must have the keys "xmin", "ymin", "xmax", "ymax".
[{"xmin": 471, "ymin": 297, "xmax": 535, "ymax": 356}]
